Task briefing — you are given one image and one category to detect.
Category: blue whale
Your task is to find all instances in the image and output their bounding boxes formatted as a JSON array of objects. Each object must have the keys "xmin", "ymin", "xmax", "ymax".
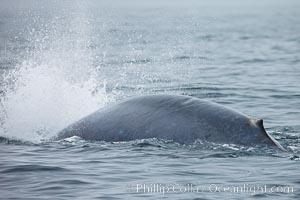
[{"xmin": 55, "ymin": 94, "xmax": 285, "ymax": 150}]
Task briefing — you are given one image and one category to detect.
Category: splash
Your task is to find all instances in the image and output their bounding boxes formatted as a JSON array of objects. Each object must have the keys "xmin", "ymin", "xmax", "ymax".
[
  {"xmin": 0, "ymin": 2, "xmax": 114, "ymax": 142},
  {"xmin": 1, "ymin": 63, "xmax": 110, "ymax": 142}
]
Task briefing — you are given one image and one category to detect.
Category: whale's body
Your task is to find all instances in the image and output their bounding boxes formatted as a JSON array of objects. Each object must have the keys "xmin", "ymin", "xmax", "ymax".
[{"xmin": 56, "ymin": 94, "xmax": 285, "ymax": 150}]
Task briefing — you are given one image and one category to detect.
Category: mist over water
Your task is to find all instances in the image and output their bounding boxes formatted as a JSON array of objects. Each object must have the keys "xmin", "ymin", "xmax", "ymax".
[{"xmin": 0, "ymin": 0, "xmax": 299, "ymax": 199}]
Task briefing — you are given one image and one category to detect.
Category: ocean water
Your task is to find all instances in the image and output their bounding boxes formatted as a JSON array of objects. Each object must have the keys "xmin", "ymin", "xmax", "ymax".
[{"xmin": 0, "ymin": 0, "xmax": 299, "ymax": 199}]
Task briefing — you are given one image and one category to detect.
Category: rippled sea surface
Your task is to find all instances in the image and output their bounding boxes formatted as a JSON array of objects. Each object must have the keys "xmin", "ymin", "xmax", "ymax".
[{"xmin": 0, "ymin": 0, "xmax": 299, "ymax": 199}]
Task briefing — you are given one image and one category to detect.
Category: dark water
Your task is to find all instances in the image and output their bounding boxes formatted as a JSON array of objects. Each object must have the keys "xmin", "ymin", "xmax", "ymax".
[{"xmin": 0, "ymin": 0, "xmax": 299, "ymax": 199}]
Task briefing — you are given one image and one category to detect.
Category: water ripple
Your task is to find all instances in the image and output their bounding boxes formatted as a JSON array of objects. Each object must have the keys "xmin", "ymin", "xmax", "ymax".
[{"xmin": 1, "ymin": 164, "xmax": 69, "ymax": 173}]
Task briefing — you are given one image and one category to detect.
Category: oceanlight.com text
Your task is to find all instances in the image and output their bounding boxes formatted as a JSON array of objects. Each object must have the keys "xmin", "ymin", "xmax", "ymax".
[{"xmin": 126, "ymin": 183, "xmax": 294, "ymax": 196}]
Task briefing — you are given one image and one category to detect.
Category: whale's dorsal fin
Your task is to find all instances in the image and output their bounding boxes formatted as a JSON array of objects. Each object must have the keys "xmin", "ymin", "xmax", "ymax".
[
  {"xmin": 249, "ymin": 118, "xmax": 264, "ymax": 129},
  {"xmin": 254, "ymin": 119, "xmax": 287, "ymax": 151},
  {"xmin": 256, "ymin": 119, "xmax": 264, "ymax": 129}
]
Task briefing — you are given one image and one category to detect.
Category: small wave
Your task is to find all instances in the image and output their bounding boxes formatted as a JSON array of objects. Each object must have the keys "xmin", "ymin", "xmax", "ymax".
[
  {"xmin": 1, "ymin": 164, "xmax": 68, "ymax": 173},
  {"xmin": 239, "ymin": 36, "xmax": 251, "ymax": 40},
  {"xmin": 286, "ymin": 146, "xmax": 300, "ymax": 154},
  {"xmin": 0, "ymin": 136, "xmax": 37, "ymax": 146},
  {"xmin": 131, "ymin": 141, "xmax": 162, "ymax": 148},
  {"xmin": 55, "ymin": 136, "xmax": 292, "ymax": 157},
  {"xmin": 289, "ymin": 155, "xmax": 299, "ymax": 161},
  {"xmin": 32, "ymin": 186, "xmax": 66, "ymax": 191},
  {"xmin": 112, "ymin": 138, "xmax": 288, "ymax": 158},
  {"xmin": 270, "ymin": 126, "xmax": 300, "ymax": 154},
  {"xmin": 290, "ymin": 58, "xmax": 300, "ymax": 64},
  {"xmin": 124, "ymin": 58, "xmax": 152, "ymax": 64},
  {"xmin": 61, "ymin": 135, "xmax": 83, "ymax": 143},
  {"xmin": 196, "ymin": 34, "xmax": 215, "ymax": 41},
  {"xmin": 173, "ymin": 55, "xmax": 208, "ymax": 61},
  {"xmin": 0, "ymin": 135, "xmax": 290, "ymax": 159},
  {"xmin": 198, "ymin": 151, "xmax": 254, "ymax": 159},
  {"xmin": 46, "ymin": 179, "xmax": 91, "ymax": 185},
  {"xmin": 270, "ymin": 94, "xmax": 300, "ymax": 99},
  {"xmin": 234, "ymin": 58, "xmax": 273, "ymax": 64}
]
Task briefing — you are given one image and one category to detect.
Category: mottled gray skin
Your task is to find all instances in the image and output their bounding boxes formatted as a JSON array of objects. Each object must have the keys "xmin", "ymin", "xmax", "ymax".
[{"xmin": 55, "ymin": 94, "xmax": 285, "ymax": 150}]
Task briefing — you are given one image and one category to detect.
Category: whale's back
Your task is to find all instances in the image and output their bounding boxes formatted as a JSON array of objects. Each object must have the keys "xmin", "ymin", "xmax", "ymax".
[{"xmin": 56, "ymin": 94, "xmax": 284, "ymax": 150}]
